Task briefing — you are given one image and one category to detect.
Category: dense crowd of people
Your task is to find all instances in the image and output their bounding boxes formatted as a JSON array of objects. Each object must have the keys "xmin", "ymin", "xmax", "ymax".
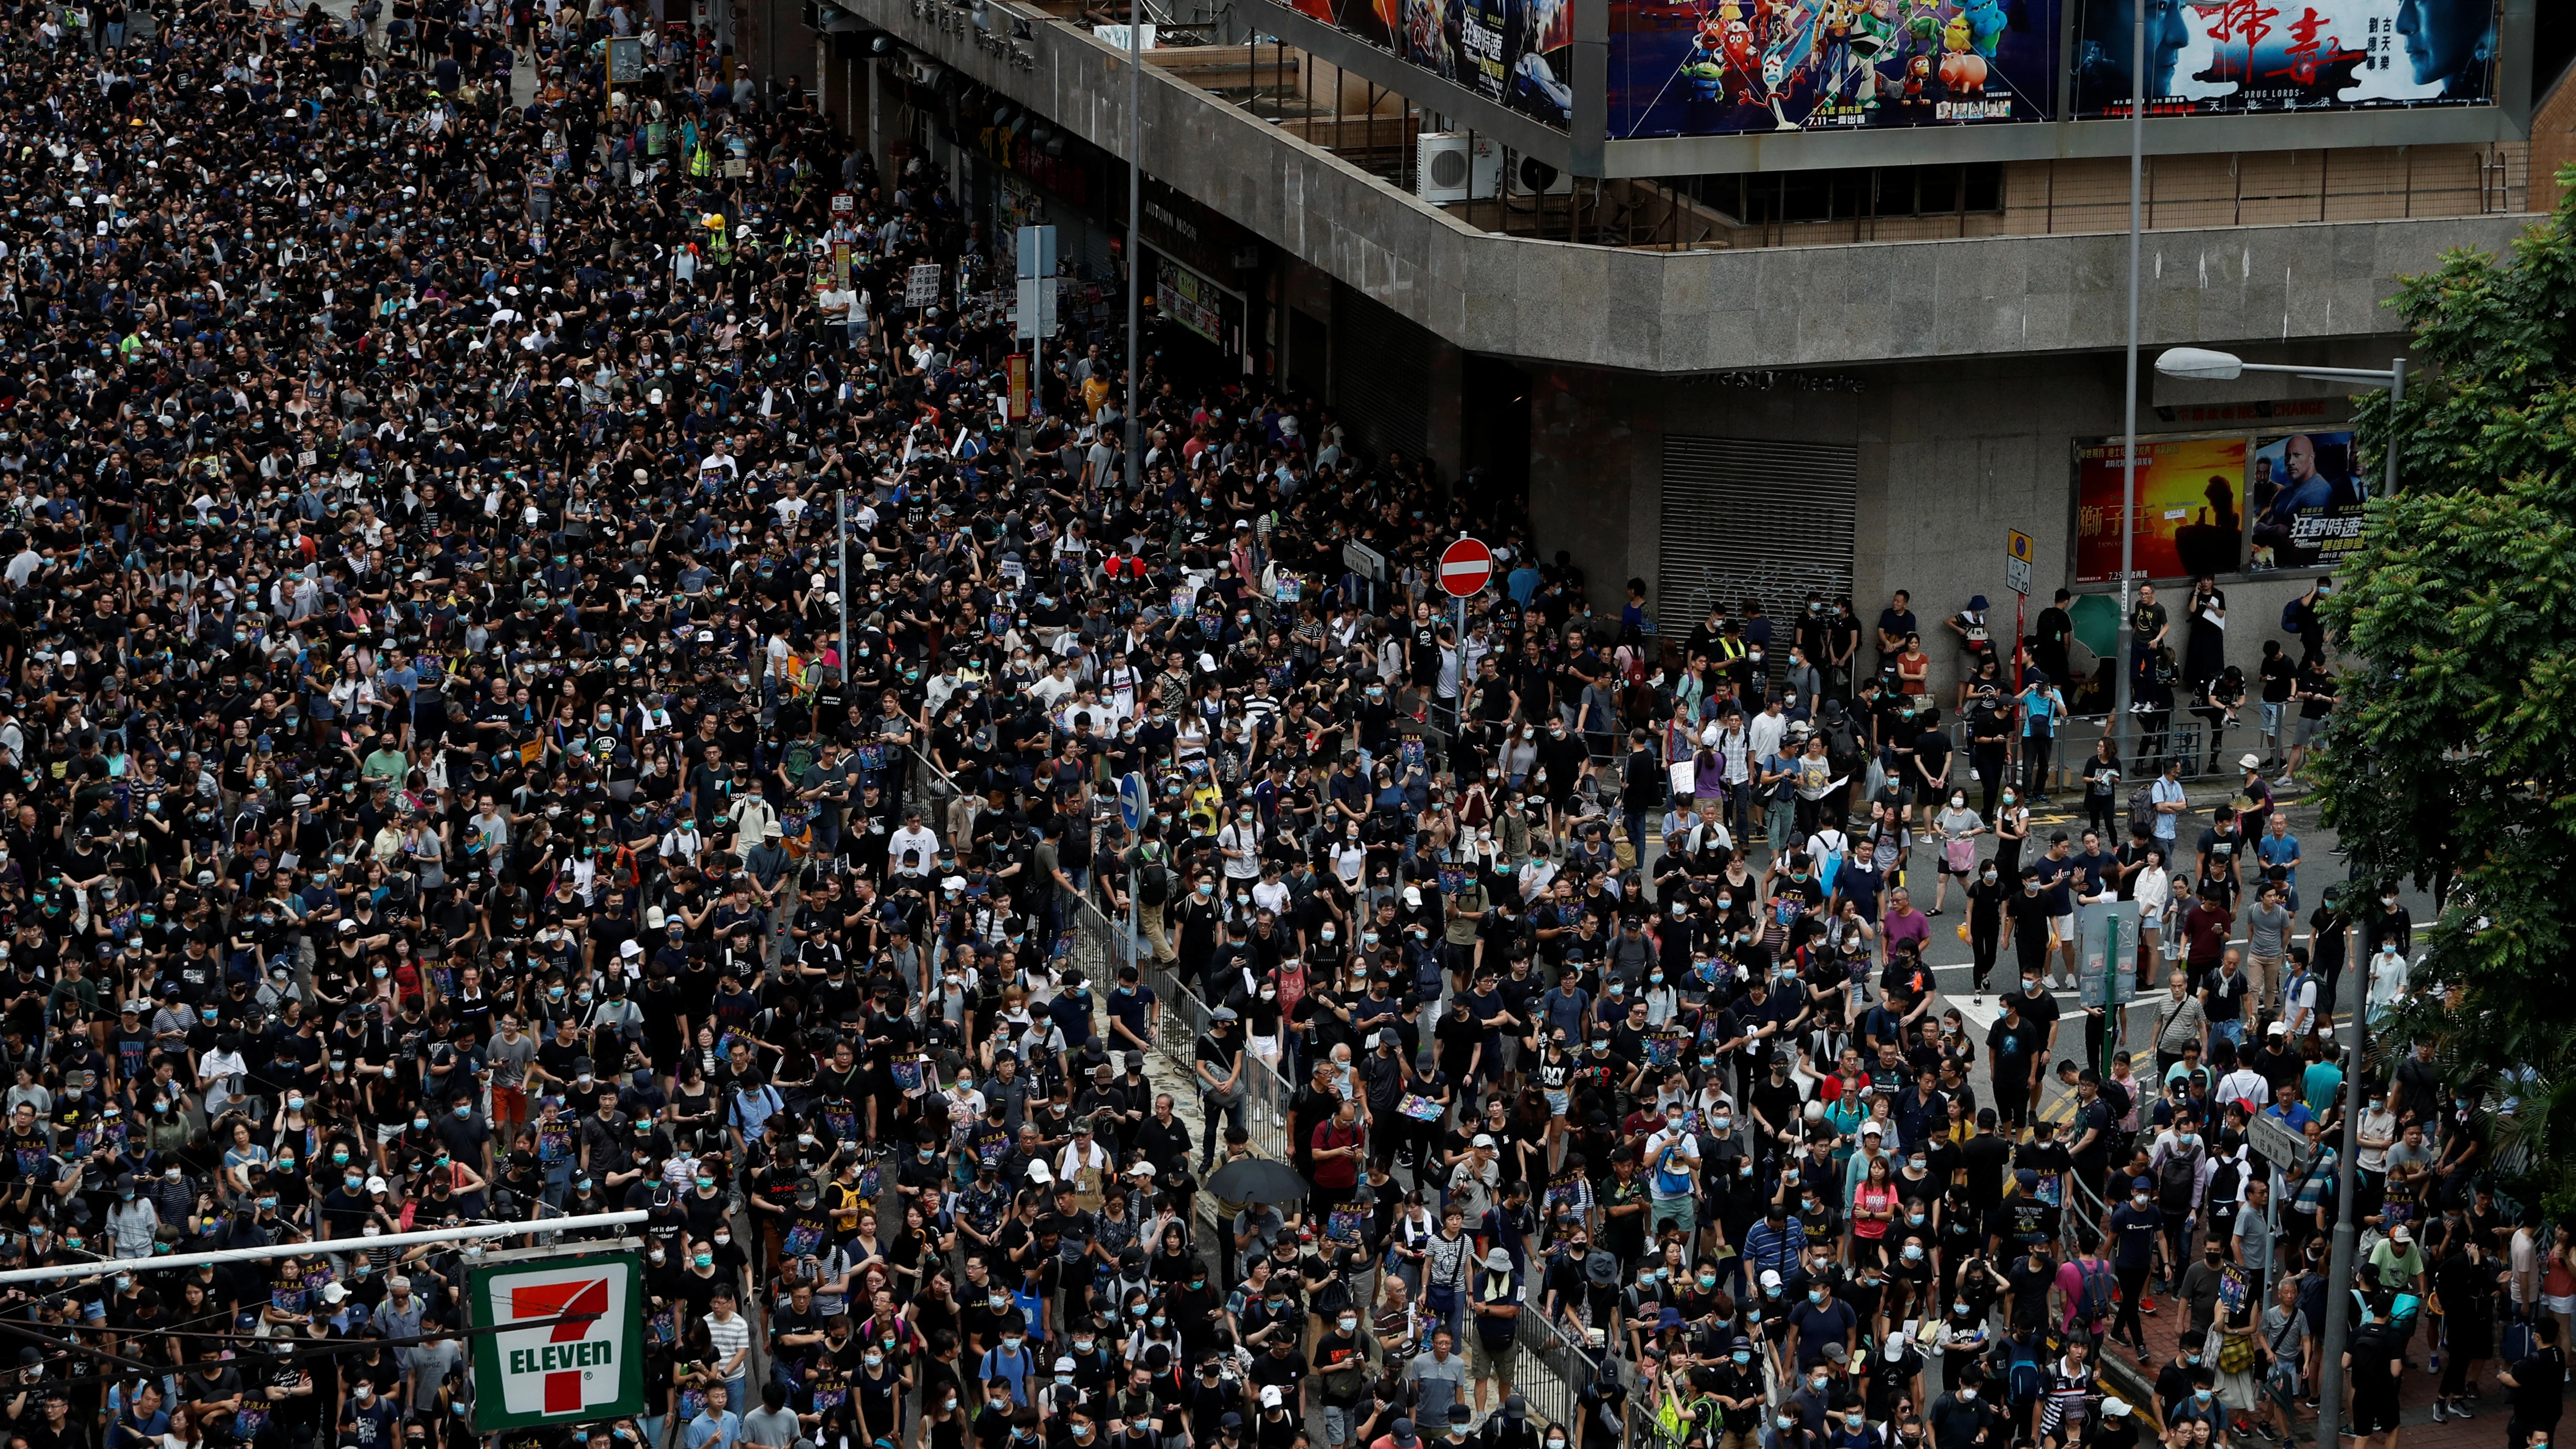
[{"xmin": 0, "ymin": 8, "xmax": 2560, "ymax": 1449}]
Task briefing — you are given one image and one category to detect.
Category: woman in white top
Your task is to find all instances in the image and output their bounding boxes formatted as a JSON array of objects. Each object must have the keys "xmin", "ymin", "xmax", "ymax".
[
  {"xmin": 1327, "ymin": 826, "xmax": 1367, "ymax": 890},
  {"xmin": 2364, "ymin": 941, "xmax": 2410, "ymax": 1024},
  {"xmin": 1637, "ymin": 962, "xmax": 1681, "ymax": 1028},
  {"xmin": 2133, "ymin": 845, "xmax": 2175, "ymax": 975},
  {"xmin": 1930, "ymin": 792, "xmax": 1986, "ymax": 916},
  {"xmin": 1172, "ymin": 713, "xmax": 1209, "ymax": 770}
]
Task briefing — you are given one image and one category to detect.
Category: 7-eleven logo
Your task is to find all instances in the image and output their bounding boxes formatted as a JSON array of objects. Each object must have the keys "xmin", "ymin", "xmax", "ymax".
[
  {"xmin": 506, "ymin": 1278, "xmax": 612, "ymax": 1413},
  {"xmin": 483, "ymin": 1263, "xmax": 633, "ymax": 1422}
]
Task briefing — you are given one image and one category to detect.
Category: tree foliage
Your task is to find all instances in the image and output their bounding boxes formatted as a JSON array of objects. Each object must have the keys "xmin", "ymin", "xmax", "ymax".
[{"xmin": 2320, "ymin": 167, "xmax": 2576, "ymax": 1217}]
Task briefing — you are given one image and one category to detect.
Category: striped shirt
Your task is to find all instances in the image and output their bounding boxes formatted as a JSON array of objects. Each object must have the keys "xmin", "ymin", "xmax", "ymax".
[
  {"xmin": 2036, "ymin": 1360, "xmax": 2095, "ymax": 1435},
  {"xmin": 703, "ymin": 1309, "xmax": 753, "ymax": 1369}
]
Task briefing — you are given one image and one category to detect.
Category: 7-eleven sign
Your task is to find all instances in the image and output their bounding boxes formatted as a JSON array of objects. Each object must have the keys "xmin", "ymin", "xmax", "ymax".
[{"xmin": 468, "ymin": 1253, "xmax": 646, "ymax": 1433}]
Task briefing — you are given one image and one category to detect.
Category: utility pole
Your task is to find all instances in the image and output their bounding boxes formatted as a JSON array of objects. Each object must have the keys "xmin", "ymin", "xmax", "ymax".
[
  {"xmin": 1122, "ymin": 0, "xmax": 1142, "ymax": 495},
  {"xmin": 2112, "ymin": 0, "xmax": 2154, "ymax": 768},
  {"xmin": 2314, "ymin": 917, "xmax": 2368, "ymax": 1447},
  {"xmin": 837, "ymin": 486, "xmax": 850, "ymax": 685},
  {"xmin": 2113, "ymin": 0, "xmax": 2145, "ymax": 760}
]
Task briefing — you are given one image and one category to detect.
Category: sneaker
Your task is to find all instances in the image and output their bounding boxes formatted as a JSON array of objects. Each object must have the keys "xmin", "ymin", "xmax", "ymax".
[
  {"xmin": 2430, "ymin": 1403, "xmax": 2445, "ymax": 1424},
  {"xmin": 2140, "ymin": 1295, "xmax": 2158, "ymax": 1315},
  {"xmin": 2452, "ymin": 1400, "xmax": 2475, "ymax": 1420}
]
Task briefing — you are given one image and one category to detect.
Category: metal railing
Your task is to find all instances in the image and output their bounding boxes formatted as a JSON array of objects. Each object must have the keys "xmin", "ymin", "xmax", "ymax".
[
  {"xmin": 1511, "ymin": 1293, "xmax": 1609, "ymax": 1431},
  {"xmin": 899, "ymin": 743, "xmax": 1297, "ymax": 1167},
  {"xmin": 898, "ymin": 742, "xmax": 1601, "ymax": 1426}
]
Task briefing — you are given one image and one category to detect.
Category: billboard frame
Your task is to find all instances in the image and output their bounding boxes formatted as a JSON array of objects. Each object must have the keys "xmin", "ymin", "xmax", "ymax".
[
  {"xmin": 2062, "ymin": 424, "xmax": 2366, "ymax": 591},
  {"xmin": 1235, "ymin": 0, "xmax": 2532, "ymax": 178},
  {"xmin": 466, "ymin": 1248, "xmax": 648, "ymax": 1434}
]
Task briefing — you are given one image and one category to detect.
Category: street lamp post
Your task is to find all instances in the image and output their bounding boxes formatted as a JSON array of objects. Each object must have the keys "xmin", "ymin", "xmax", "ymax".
[
  {"xmin": 2155, "ymin": 343, "xmax": 2409, "ymax": 1449},
  {"xmin": 2154, "ymin": 348, "xmax": 2409, "ymax": 495},
  {"xmin": 1123, "ymin": 2, "xmax": 1142, "ymax": 495},
  {"xmin": 2114, "ymin": 0, "xmax": 2145, "ymax": 763}
]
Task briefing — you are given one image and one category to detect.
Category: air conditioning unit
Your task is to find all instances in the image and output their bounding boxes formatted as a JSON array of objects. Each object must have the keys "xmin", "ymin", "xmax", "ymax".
[
  {"xmin": 1507, "ymin": 151, "xmax": 1572, "ymax": 197},
  {"xmin": 908, "ymin": 58, "xmax": 946, "ymax": 86},
  {"xmin": 1415, "ymin": 132, "xmax": 1500, "ymax": 204}
]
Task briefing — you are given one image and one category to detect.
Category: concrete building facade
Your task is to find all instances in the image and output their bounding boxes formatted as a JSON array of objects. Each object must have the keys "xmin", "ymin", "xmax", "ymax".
[{"xmin": 794, "ymin": 0, "xmax": 2560, "ymax": 697}]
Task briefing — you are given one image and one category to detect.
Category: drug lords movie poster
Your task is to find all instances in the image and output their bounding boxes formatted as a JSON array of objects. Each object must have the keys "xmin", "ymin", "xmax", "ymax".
[
  {"xmin": 1608, "ymin": 0, "xmax": 2059, "ymax": 140},
  {"xmin": 2071, "ymin": 0, "xmax": 2498, "ymax": 117},
  {"xmin": 1292, "ymin": 0, "xmax": 1577, "ymax": 128}
]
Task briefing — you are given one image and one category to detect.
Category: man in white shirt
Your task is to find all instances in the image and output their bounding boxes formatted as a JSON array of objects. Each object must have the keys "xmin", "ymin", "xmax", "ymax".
[
  {"xmin": 1747, "ymin": 696, "xmax": 1787, "ymax": 765},
  {"xmin": 815, "ymin": 280, "xmax": 856, "ymax": 337},
  {"xmin": 887, "ymin": 809, "xmax": 939, "ymax": 882},
  {"xmin": 1029, "ymin": 659, "xmax": 1076, "ymax": 709},
  {"xmin": 1216, "ymin": 806, "xmax": 1265, "ymax": 886}
]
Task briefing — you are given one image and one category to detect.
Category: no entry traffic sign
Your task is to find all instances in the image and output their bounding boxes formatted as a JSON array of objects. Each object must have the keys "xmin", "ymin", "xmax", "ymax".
[{"xmin": 1438, "ymin": 538, "xmax": 1492, "ymax": 598}]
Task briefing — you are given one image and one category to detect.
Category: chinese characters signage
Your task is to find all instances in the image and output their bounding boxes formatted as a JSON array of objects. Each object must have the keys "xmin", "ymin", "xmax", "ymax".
[{"xmin": 2072, "ymin": 0, "xmax": 2497, "ymax": 118}]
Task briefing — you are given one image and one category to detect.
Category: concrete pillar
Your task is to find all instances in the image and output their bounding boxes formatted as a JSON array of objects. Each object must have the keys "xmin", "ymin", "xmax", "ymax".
[
  {"xmin": 1526, "ymin": 365, "xmax": 1641, "ymax": 612},
  {"xmin": 1423, "ymin": 335, "xmax": 1464, "ymax": 488}
]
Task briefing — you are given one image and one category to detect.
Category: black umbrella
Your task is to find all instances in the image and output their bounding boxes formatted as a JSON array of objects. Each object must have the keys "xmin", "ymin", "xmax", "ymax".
[{"xmin": 1204, "ymin": 1154, "xmax": 1309, "ymax": 1205}]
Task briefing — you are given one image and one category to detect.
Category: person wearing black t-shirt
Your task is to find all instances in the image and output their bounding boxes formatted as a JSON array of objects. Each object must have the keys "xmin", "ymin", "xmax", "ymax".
[
  {"xmin": 2344, "ymin": 1295, "xmax": 2408, "ymax": 1449},
  {"xmin": 2000, "ymin": 869, "xmax": 2055, "ymax": 993},
  {"xmin": 2500, "ymin": 1314, "xmax": 2567, "ymax": 1449}
]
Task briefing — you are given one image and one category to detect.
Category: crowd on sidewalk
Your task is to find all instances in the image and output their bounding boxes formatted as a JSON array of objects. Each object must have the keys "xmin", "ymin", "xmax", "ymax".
[{"xmin": 0, "ymin": 11, "xmax": 2556, "ymax": 1449}]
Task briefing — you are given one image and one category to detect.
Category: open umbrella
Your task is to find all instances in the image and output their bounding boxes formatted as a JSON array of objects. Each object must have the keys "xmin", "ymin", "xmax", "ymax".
[{"xmin": 1204, "ymin": 1154, "xmax": 1309, "ymax": 1205}]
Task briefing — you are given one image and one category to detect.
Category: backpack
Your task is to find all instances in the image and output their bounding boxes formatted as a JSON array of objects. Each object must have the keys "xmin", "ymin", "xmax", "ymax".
[
  {"xmin": 2077, "ymin": 1259, "xmax": 2117, "ymax": 1326},
  {"xmin": 2000, "ymin": 1337, "xmax": 2045, "ymax": 1406},
  {"xmin": 2127, "ymin": 784, "xmax": 2156, "ymax": 835},
  {"xmin": 2157, "ymin": 1146, "xmax": 2202, "ymax": 1211},
  {"xmin": 2280, "ymin": 598, "xmax": 2305, "ymax": 634},
  {"xmin": 1136, "ymin": 857, "xmax": 1175, "ymax": 907},
  {"xmin": 2209, "ymin": 1155, "xmax": 2244, "ymax": 1207},
  {"xmin": 1824, "ymin": 718, "xmax": 1863, "ymax": 778}
]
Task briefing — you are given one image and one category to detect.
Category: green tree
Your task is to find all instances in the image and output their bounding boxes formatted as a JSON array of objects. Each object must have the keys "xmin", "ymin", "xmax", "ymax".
[{"xmin": 2321, "ymin": 168, "xmax": 2576, "ymax": 1215}]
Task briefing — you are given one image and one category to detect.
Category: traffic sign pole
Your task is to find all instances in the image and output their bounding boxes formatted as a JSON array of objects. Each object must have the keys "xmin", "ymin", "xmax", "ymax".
[
  {"xmin": 2005, "ymin": 529, "xmax": 2034, "ymax": 791},
  {"xmin": 1439, "ymin": 538, "xmax": 1492, "ymax": 739},
  {"xmin": 1118, "ymin": 773, "xmax": 1151, "ymax": 978},
  {"xmin": 1454, "ymin": 594, "xmax": 1468, "ymax": 737}
]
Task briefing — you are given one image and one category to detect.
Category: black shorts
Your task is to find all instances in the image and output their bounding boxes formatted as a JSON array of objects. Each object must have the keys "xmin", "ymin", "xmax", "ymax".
[{"xmin": 2350, "ymin": 1398, "xmax": 2400, "ymax": 1435}]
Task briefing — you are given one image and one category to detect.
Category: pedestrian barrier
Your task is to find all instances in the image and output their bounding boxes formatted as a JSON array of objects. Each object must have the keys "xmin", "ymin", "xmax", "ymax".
[{"xmin": 901, "ymin": 742, "xmax": 1599, "ymax": 1434}]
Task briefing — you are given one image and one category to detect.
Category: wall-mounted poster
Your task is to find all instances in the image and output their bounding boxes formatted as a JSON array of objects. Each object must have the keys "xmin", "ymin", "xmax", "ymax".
[
  {"xmin": 1292, "ymin": 0, "xmax": 1576, "ymax": 126},
  {"xmin": 1609, "ymin": 0, "xmax": 2060, "ymax": 139},
  {"xmin": 2071, "ymin": 0, "xmax": 2498, "ymax": 118},
  {"xmin": 2072, "ymin": 435, "xmax": 2249, "ymax": 583},
  {"xmin": 2246, "ymin": 429, "xmax": 2365, "ymax": 571}
]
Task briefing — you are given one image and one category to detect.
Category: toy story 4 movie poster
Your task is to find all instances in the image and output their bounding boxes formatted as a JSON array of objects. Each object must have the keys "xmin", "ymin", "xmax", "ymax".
[
  {"xmin": 2071, "ymin": 0, "xmax": 2497, "ymax": 118},
  {"xmin": 1608, "ymin": 0, "xmax": 2059, "ymax": 139},
  {"xmin": 1294, "ymin": 0, "xmax": 1577, "ymax": 128}
]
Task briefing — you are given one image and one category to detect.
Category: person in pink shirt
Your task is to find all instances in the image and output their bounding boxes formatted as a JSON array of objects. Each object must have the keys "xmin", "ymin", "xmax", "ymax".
[{"xmin": 1880, "ymin": 886, "xmax": 1933, "ymax": 963}]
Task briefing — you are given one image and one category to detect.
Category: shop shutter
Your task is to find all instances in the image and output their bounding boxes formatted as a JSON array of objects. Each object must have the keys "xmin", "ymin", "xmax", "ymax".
[
  {"xmin": 1330, "ymin": 282, "xmax": 1428, "ymax": 463},
  {"xmin": 1657, "ymin": 436, "xmax": 1858, "ymax": 630}
]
